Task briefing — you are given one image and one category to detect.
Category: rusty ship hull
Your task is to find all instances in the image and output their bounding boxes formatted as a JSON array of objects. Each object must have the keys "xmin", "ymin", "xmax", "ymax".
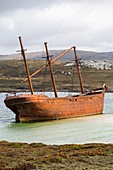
[
  {"xmin": 4, "ymin": 37, "xmax": 106, "ymax": 122},
  {"xmin": 4, "ymin": 90, "xmax": 105, "ymax": 122}
]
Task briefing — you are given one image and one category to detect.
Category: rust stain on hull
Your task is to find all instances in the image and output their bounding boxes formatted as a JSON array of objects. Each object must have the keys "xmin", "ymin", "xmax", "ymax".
[{"xmin": 4, "ymin": 91, "xmax": 104, "ymax": 122}]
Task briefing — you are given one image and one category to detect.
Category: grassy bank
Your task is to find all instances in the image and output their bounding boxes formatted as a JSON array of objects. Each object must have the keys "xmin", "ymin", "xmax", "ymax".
[
  {"xmin": 0, "ymin": 60, "xmax": 113, "ymax": 92},
  {"xmin": 0, "ymin": 141, "xmax": 113, "ymax": 169}
]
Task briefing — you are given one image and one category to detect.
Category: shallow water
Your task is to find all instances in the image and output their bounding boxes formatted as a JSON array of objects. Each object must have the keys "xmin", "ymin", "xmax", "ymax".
[{"xmin": 0, "ymin": 92, "xmax": 113, "ymax": 144}]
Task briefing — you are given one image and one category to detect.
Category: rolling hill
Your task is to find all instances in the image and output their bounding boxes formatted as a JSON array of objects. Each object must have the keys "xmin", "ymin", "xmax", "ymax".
[{"xmin": 0, "ymin": 50, "xmax": 113, "ymax": 61}]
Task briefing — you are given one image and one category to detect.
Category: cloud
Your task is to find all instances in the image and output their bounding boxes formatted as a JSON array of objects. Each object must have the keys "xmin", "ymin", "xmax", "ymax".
[
  {"xmin": 0, "ymin": 0, "xmax": 76, "ymax": 12},
  {"xmin": 0, "ymin": 0, "xmax": 113, "ymax": 54}
]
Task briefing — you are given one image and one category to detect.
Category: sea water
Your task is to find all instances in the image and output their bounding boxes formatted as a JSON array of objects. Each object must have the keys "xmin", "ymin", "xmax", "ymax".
[{"xmin": 0, "ymin": 92, "xmax": 113, "ymax": 145}]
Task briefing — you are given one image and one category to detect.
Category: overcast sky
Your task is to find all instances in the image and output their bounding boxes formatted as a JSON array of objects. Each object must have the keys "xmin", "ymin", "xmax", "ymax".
[{"xmin": 0, "ymin": 0, "xmax": 113, "ymax": 54}]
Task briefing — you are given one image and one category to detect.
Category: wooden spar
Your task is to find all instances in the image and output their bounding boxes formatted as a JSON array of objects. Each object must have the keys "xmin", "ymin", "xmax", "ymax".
[
  {"xmin": 73, "ymin": 46, "xmax": 84, "ymax": 93},
  {"xmin": 18, "ymin": 36, "xmax": 34, "ymax": 95},
  {"xmin": 21, "ymin": 47, "xmax": 73, "ymax": 83},
  {"xmin": 44, "ymin": 42, "xmax": 58, "ymax": 98}
]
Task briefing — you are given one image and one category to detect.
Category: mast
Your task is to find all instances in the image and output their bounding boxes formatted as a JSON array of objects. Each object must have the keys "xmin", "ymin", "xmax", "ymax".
[
  {"xmin": 44, "ymin": 42, "xmax": 58, "ymax": 98},
  {"xmin": 18, "ymin": 36, "xmax": 34, "ymax": 95},
  {"xmin": 22, "ymin": 47, "xmax": 73, "ymax": 83},
  {"xmin": 73, "ymin": 46, "xmax": 84, "ymax": 93}
]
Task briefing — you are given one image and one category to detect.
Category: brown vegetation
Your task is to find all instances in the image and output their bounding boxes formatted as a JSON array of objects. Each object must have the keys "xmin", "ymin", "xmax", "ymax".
[
  {"xmin": 0, "ymin": 60, "xmax": 113, "ymax": 92},
  {"xmin": 0, "ymin": 141, "xmax": 113, "ymax": 169}
]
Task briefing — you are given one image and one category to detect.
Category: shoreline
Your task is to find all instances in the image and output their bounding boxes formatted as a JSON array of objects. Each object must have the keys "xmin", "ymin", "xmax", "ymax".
[
  {"xmin": 0, "ymin": 91, "xmax": 113, "ymax": 94},
  {"xmin": 1, "ymin": 89, "xmax": 112, "ymax": 93}
]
